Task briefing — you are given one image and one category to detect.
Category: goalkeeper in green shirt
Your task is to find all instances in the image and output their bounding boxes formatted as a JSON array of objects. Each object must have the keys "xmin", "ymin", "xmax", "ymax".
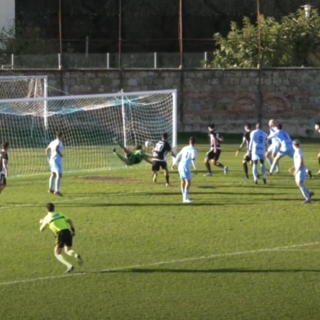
[
  {"xmin": 113, "ymin": 137, "xmax": 152, "ymax": 166},
  {"xmin": 40, "ymin": 203, "xmax": 83, "ymax": 273}
]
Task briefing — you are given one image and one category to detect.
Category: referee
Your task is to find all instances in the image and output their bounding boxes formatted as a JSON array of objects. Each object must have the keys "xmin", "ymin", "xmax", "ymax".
[{"xmin": 40, "ymin": 203, "xmax": 83, "ymax": 273}]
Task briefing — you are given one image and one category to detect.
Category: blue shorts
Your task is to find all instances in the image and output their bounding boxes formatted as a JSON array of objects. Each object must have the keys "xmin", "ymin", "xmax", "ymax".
[
  {"xmin": 50, "ymin": 160, "xmax": 63, "ymax": 174},
  {"xmin": 279, "ymin": 149, "xmax": 294, "ymax": 158},
  {"xmin": 251, "ymin": 153, "xmax": 264, "ymax": 161},
  {"xmin": 267, "ymin": 144, "xmax": 278, "ymax": 154},
  {"xmin": 178, "ymin": 165, "xmax": 191, "ymax": 180},
  {"xmin": 295, "ymin": 170, "xmax": 306, "ymax": 183}
]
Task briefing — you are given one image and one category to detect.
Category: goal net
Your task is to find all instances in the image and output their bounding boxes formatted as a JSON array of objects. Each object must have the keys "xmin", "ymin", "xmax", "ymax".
[
  {"xmin": 0, "ymin": 75, "xmax": 47, "ymax": 99},
  {"xmin": 0, "ymin": 89, "xmax": 177, "ymax": 177}
]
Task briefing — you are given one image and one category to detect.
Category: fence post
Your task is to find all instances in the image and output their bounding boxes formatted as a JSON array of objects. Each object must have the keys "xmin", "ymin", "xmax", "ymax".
[
  {"xmin": 154, "ymin": 52, "xmax": 157, "ymax": 69},
  {"xmin": 58, "ymin": 53, "xmax": 62, "ymax": 69},
  {"xmin": 11, "ymin": 54, "xmax": 14, "ymax": 69},
  {"xmin": 106, "ymin": 53, "xmax": 110, "ymax": 69},
  {"xmin": 85, "ymin": 36, "xmax": 89, "ymax": 57}
]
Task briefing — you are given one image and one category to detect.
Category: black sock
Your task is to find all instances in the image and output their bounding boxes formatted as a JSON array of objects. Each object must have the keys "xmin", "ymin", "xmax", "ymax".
[
  {"xmin": 205, "ymin": 162, "xmax": 211, "ymax": 173},
  {"xmin": 243, "ymin": 162, "xmax": 248, "ymax": 176},
  {"xmin": 166, "ymin": 175, "xmax": 169, "ymax": 184}
]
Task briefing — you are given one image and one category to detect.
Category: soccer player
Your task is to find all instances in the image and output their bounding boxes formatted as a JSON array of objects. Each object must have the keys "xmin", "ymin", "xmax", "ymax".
[
  {"xmin": 235, "ymin": 124, "xmax": 251, "ymax": 178},
  {"xmin": 40, "ymin": 203, "xmax": 83, "ymax": 273},
  {"xmin": 248, "ymin": 123, "xmax": 268, "ymax": 184},
  {"xmin": 113, "ymin": 138, "xmax": 152, "ymax": 166},
  {"xmin": 268, "ymin": 125, "xmax": 312, "ymax": 177},
  {"xmin": 265, "ymin": 119, "xmax": 280, "ymax": 173},
  {"xmin": 46, "ymin": 132, "xmax": 64, "ymax": 196},
  {"xmin": 204, "ymin": 124, "xmax": 228, "ymax": 176},
  {"xmin": 151, "ymin": 133, "xmax": 176, "ymax": 186},
  {"xmin": 172, "ymin": 137, "xmax": 198, "ymax": 203},
  {"xmin": 314, "ymin": 123, "xmax": 320, "ymax": 175},
  {"xmin": 0, "ymin": 142, "xmax": 9, "ymax": 196},
  {"xmin": 291, "ymin": 140, "xmax": 314, "ymax": 203}
]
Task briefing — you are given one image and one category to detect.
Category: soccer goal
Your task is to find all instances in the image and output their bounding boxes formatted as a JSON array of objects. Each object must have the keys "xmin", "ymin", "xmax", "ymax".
[
  {"xmin": 0, "ymin": 89, "xmax": 177, "ymax": 177},
  {"xmin": 0, "ymin": 75, "xmax": 48, "ymax": 99}
]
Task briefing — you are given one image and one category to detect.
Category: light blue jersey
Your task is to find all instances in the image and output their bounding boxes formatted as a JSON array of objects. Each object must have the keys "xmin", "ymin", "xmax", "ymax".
[
  {"xmin": 268, "ymin": 127, "xmax": 278, "ymax": 153},
  {"xmin": 173, "ymin": 145, "xmax": 197, "ymax": 180},
  {"xmin": 269, "ymin": 129, "xmax": 294, "ymax": 157},
  {"xmin": 249, "ymin": 129, "xmax": 267, "ymax": 160},
  {"xmin": 48, "ymin": 139, "xmax": 63, "ymax": 162}
]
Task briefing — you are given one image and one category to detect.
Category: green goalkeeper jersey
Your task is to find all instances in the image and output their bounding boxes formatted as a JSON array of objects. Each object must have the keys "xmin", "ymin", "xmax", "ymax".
[
  {"xmin": 40, "ymin": 212, "xmax": 70, "ymax": 235},
  {"xmin": 127, "ymin": 149, "xmax": 145, "ymax": 165}
]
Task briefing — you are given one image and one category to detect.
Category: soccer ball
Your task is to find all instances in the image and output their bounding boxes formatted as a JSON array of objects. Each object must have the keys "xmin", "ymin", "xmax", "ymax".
[{"xmin": 145, "ymin": 140, "xmax": 153, "ymax": 148}]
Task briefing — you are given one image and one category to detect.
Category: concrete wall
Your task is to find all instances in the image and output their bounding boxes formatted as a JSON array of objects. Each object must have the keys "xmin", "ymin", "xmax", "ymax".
[
  {"xmin": 1, "ymin": 68, "xmax": 320, "ymax": 136},
  {"xmin": 0, "ymin": 0, "xmax": 15, "ymax": 32}
]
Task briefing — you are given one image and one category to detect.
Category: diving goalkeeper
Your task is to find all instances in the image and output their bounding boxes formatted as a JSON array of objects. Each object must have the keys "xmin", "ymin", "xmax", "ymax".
[{"xmin": 113, "ymin": 138, "xmax": 152, "ymax": 166}]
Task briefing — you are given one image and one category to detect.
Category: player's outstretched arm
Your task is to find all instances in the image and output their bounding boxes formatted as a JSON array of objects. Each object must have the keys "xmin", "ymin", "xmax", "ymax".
[
  {"xmin": 236, "ymin": 140, "xmax": 245, "ymax": 156},
  {"xmin": 39, "ymin": 219, "xmax": 47, "ymax": 232}
]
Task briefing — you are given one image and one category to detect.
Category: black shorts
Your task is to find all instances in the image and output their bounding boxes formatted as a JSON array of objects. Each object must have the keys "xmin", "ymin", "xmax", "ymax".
[
  {"xmin": 206, "ymin": 149, "xmax": 221, "ymax": 161},
  {"xmin": 152, "ymin": 161, "xmax": 167, "ymax": 172},
  {"xmin": 243, "ymin": 153, "xmax": 251, "ymax": 162},
  {"xmin": 56, "ymin": 229, "xmax": 73, "ymax": 248},
  {"xmin": 0, "ymin": 174, "xmax": 6, "ymax": 186}
]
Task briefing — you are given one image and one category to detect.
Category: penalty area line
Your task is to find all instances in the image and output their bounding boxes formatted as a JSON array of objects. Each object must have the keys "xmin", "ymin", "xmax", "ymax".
[{"xmin": 0, "ymin": 241, "xmax": 318, "ymax": 287}]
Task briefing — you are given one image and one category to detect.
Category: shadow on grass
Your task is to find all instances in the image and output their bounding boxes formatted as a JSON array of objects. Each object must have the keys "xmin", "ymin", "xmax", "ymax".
[{"xmin": 99, "ymin": 268, "xmax": 320, "ymax": 274}]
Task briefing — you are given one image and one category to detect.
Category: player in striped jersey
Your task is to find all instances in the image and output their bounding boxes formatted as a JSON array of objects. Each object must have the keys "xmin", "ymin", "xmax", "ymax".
[
  {"xmin": 204, "ymin": 124, "xmax": 228, "ymax": 176},
  {"xmin": 235, "ymin": 124, "xmax": 251, "ymax": 178}
]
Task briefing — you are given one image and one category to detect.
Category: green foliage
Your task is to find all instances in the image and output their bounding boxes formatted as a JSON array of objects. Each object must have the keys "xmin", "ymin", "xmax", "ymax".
[
  {"xmin": 210, "ymin": 9, "xmax": 320, "ymax": 68},
  {"xmin": 0, "ymin": 19, "xmax": 58, "ymax": 59}
]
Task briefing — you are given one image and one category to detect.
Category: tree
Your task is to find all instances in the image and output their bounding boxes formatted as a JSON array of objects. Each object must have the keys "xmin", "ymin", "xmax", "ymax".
[
  {"xmin": 210, "ymin": 9, "xmax": 320, "ymax": 68},
  {"xmin": 0, "ymin": 19, "xmax": 58, "ymax": 57}
]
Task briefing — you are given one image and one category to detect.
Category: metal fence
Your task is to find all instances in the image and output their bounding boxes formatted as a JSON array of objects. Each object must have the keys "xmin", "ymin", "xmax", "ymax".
[{"xmin": 0, "ymin": 52, "xmax": 214, "ymax": 69}]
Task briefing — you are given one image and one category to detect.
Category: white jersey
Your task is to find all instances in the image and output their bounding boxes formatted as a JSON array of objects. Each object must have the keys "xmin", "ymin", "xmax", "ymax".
[
  {"xmin": 249, "ymin": 129, "xmax": 267, "ymax": 155},
  {"xmin": 294, "ymin": 148, "xmax": 305, "ymax": 171},
  {"xmin": 47, "ymin": 139, "xmax": 63, "ymax": 162},
  {"xmin": 173, "ymin": 145, "xmax": 197, "ymax": 169},
  {"xmin": 269, "ymin": 127, "xmax": 277, "ymax": 145}
]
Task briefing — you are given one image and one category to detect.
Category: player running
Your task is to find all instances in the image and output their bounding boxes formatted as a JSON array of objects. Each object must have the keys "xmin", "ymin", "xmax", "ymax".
[
  {"xmin": 0, "ymin": 142, "xmax": 9, "ymax": 197},
  {"xmin": 113, "ymin": 138, "xmax": 152, "ymax": 166},
  {"xmin": 235, "ymin": 124, "xmax": 251, "ymax": 178},
  {"xmin": 248, "ymin": 123, "xmax": 268, "ymax": 184},
  {"xmin": 151, "ymin": 133, "xmax": 176, "ymax": 186},
  {"xmin": 265, "ymin": 119, "xmax": 280, "ymax": 173},
  {"xmin": 40, "ymin": 203, "xmax": 83, "ymax": 273},
  {"xmin": 314, "ymin": 123, "xmax": 320, "ymax": 175},
  {"xmin": 204, "ymin": 124, "xmax": 228, "ymax": 176},
  {"xmin": 172, "ymin": 137, "xmax": 198, "ymax": 203},
  {"xmin": 291, "ymin": 140, "xmax": 314, "ymax": 203},
  {"xmin": 46, "ymin": 132, "xmax": 64, "ymax": 196},
  {"xmin": 268, "ymin": 125, "xmax": 312, "ymax": 177}
]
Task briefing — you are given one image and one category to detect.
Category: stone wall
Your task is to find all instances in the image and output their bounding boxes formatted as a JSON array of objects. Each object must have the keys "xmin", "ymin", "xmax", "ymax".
[{"xmin": 1, "ymin": 68, "xmax": 320, "ymax": 136}]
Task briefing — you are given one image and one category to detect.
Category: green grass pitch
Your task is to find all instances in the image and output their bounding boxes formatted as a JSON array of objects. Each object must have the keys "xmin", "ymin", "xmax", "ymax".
[{"xmin": 1, "ymin": 137, "xmax": 320, "ymax": 320}]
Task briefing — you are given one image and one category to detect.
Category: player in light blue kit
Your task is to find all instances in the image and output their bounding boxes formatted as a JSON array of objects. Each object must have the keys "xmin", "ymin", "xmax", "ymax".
[
  {"xmin": 268, "ymin": 125, "xmax": 312, "ymax": 177},
  {"xmin": 248, "ymin": 123, "xmax": 267, "ymax": 184},
  {"xmin": 265, "ymin": 119, "xmax": 280, "ymax": 173},
  {"xmin": 291, "ymin": 140, "xmax": 314, "ymax": 203},
  {"xmin": 172, "ymin": 137, "xmax": 198, "ymax": 203},
  {"xmin": 46, "ymin": 132, "xmax": 64, "ymax": 196}
]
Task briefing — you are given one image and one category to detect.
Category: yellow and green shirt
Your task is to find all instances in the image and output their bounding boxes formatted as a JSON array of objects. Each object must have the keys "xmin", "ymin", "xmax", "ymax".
[{"xmin": 41, "ymin": 212, "xmax": 70, "ymax": 235}]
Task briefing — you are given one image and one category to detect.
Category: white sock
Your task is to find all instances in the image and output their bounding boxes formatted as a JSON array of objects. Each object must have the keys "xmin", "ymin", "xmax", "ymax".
[{"xmin": 55, "ymin": 254, "xmax": 72, "ymax": 268}]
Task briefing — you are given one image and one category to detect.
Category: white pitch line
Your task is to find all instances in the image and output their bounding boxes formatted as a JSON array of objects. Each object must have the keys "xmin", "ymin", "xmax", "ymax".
[{"xmin": 0, "ymin": 241, "xmax": 318, "ymax": 287}]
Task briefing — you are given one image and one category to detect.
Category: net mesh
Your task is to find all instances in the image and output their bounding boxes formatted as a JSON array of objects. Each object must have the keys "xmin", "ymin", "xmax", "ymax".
[
  {"xmin": 0, "ymin": 90, "xmax": 176, "ymax": 176},
  {"xmin": 0, "ymin": 76, "xmax": 46, "ymax": 99}
]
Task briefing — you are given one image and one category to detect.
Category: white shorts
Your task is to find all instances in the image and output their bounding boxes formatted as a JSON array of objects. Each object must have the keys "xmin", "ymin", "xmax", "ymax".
[
  {"xmin": 251, "ymin": 153, "xmax": 265, "ymax": 161},
  {"xmin": 267, "ymin": 144, "xmax": 278, "ymax": 154},
  {"xmin": 178, "ymin": 165, "xmax": 191, "ymax": 180},
  {"xmin": 295, "ymin": 170, "xmax": 306, "ymax": 183},
  {"xmin": 50, "ymin": 160, "xmax": 63, "ymax": 174}
]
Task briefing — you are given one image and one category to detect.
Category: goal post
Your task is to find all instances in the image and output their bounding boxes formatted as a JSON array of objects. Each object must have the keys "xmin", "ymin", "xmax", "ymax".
[{"xmin": 0, "ymin": 89, "xmax": 178, "ymax": 177}]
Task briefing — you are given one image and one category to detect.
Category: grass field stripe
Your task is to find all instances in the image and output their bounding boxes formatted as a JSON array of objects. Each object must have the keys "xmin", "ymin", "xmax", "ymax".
[{"xmin": 0, "ymin": 241, "xmax": 318, "ymax": 287}]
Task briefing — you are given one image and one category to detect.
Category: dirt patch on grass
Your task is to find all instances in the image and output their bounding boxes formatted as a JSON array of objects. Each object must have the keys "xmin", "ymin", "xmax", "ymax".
[{"xmin": 82, "ymin": 176, "xmax": 138, "ymax": 182}]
